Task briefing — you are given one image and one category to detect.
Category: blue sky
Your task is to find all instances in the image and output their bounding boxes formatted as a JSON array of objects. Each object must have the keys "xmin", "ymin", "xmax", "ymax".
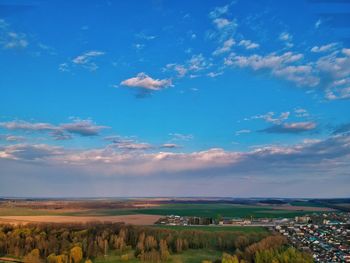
[{"xmin": 0, "ymin": 0, "xmax": 350, "ymax": 197}]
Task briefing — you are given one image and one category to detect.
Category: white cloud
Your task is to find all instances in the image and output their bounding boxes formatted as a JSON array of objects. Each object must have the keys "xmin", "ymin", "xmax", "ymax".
[
  {"xmin": 310, "ymin": 48, "xmax": 350, "ymax": 100},
  {"xmin": 225, "ymin": 51, "xmax": 320, "ymax": 87},
  {"xmin": 208, "ymin": 8, "xmax": 238, "ymax": 42},
  {"xmin": 278, "ymin": 32, "xmax": 293, "ymax": 48},
  {"xmin": 311, "ymin": 43, "xmax": 337, "ymax": 53},
  {"xmin": 213, "ymin": 18, "xmax": 231, "ymax": 29},
  {"xmin": 273, "ymin": 65, "xmax": 319, "ymax": 87},
  {"xmin": 238, "ymin": 39, "xmax": 259, "ymax": 50},
  {"xmin": 316, "ymin": 49, "xmax": 350, "ymax": 81},
  {"xmin": 279, "ymin": 32, "xmax": 292, "ymax": 42},
  {"xmin": 326, "ymin": 87, "xmax": 350, "ymax": 101},
  {"xmin": 225, "ymin": 52, "xmax": 303, "ymax": 69},
  {"xmin": 72, "ymin": 51, "xmax": 105, "ymax": 64},
  {"xmin": 213, "ymin": 38, "xmax": 235, "ymax": 55},
  {"xmin": 343, "ymin": 48, "xmax": 350, "ymax": 56},
  {"xmin": 120, "ymin": 73, "xmax": 172, "ymax": 91}
]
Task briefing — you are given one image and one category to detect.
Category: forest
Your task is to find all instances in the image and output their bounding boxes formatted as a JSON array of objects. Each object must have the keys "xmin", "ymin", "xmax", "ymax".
[{"xmin": 0, "ymin": 223, "xmax": 313, "ymax": 263}]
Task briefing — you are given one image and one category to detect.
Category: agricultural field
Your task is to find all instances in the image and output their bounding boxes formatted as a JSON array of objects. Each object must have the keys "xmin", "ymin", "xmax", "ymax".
[
  {"xmin": 0, "ymin": 214, "xmax": 161, "ymax": 225},
  {"xmin": 152, "ymin": 225, "xmax": 269, "ymax": 233},
  {"xmin": 69, "ymin": 203, "xmax": 330, "ymax": 219},
  {"xmin": 289, "ymin": 201, "xmax": 329, "ymax": 208},
  {"xmin": 0, "ymin": 199, "xmax": 334, "ymax": 225},
  {"xmin": 0, "ymin": 207, "xmax": 59, "ymax": 216}
]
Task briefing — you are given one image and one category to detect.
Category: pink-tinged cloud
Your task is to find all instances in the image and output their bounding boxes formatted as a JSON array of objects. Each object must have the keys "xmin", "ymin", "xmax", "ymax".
[{"xmin": 120, "ymin": 73, "xmax": 172, "ymax": 91}]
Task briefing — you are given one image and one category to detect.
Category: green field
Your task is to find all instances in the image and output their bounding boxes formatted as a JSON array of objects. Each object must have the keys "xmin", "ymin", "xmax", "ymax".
[
  {"xmin": 134, "ymin": 204, "xmax": 314, "ymax": 218},
  {"xmin": 94, "ymin": 249, "xmax": 222, "ymax": 263},
  {"xmin": 152, "ymin": 225, "xmax": 268, "ymax": 233},
  {"xmin": 68, "ymin": 203, "xmax": 319, "ymax": 219}
]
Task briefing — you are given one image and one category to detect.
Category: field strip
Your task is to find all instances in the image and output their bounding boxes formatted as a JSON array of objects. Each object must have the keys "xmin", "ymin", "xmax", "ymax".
[{"xmin": 0, "ymin": 214, "xmax": 162, "ymax": 225}]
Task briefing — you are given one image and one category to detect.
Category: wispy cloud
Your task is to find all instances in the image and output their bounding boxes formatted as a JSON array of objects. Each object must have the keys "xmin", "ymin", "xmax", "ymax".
[
  {"xmin": 279, "ymin": 32, "xmax": 293, "ymax": 48},
  {"xmin": 311, "ymin": 43, "xmax": 338, "ymax": 53},
  {"xmin": 294, "ymin": 108, "xmax": 309, "ymax": 118},
  {"xmin": 260, "ymin": 122, "xmax": 317, "ymax": 134},
  {"xmin": 332, "ymin": 123, "xmax": 350, "ymax": 135},
  {"xmin": 225, "ymin": 51, "xmax": 320, "ymax": 87},
  {"xmin": 0, "ymin": 119, "xmax": 107, "ymax": 139},
  {"xmin": 249, "ymin": 111, "xmax": 290, "ymax": 124},
  {"xmin": 165, "ymin": 64, "xmax": 188, "ymax": 78},
  {"xmin": 279, "ymin": 32, "xmax": 292, "ymax": 42},
  {"xmin": 315, "ymin": 19, "xmax": 322, "ymax": 29},
  {"xmin": 164, "ymin": 54, "xmax": 211, "ymax": 79},
  {"xmin": 0, "ymin": 19, "xmax": 28, "ymax": 49},
  {"xmin": 71, "ymin": 50, "xmax": 105, "ymax": 71},
  {"xmin": 235, "ymin": 129, "xmax": 251, "ymax": 136},
  {"xmin": 169, "ymin": 133, "xmax": 194, "ymax": 141},
  {"xmin": 209, "ymin": 4, "xmax": 230, "ymax": 19},
  {"xmin": 213, "ymin": 38, "xmax": 235, "ymax": 55},
  {"xmin": 135, "ymin": 32, "xmax": 156, "ymax": 40},
  {"xmin": 0, "ymin": 134, "xmax": 25, "ymax": 142}
]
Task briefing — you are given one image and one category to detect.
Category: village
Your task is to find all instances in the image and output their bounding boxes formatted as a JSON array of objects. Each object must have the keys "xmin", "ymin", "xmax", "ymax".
[
  {"xmin": 276, "ymin": 213, "xmax": 350, "ymax": 262},
  {"xmin": 156, "ymin": 212, "xmax": 350, "ymax": 262},
  {"xmin": 155, "ymin": 214, "xmax": 287, "ymax": 227}
]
